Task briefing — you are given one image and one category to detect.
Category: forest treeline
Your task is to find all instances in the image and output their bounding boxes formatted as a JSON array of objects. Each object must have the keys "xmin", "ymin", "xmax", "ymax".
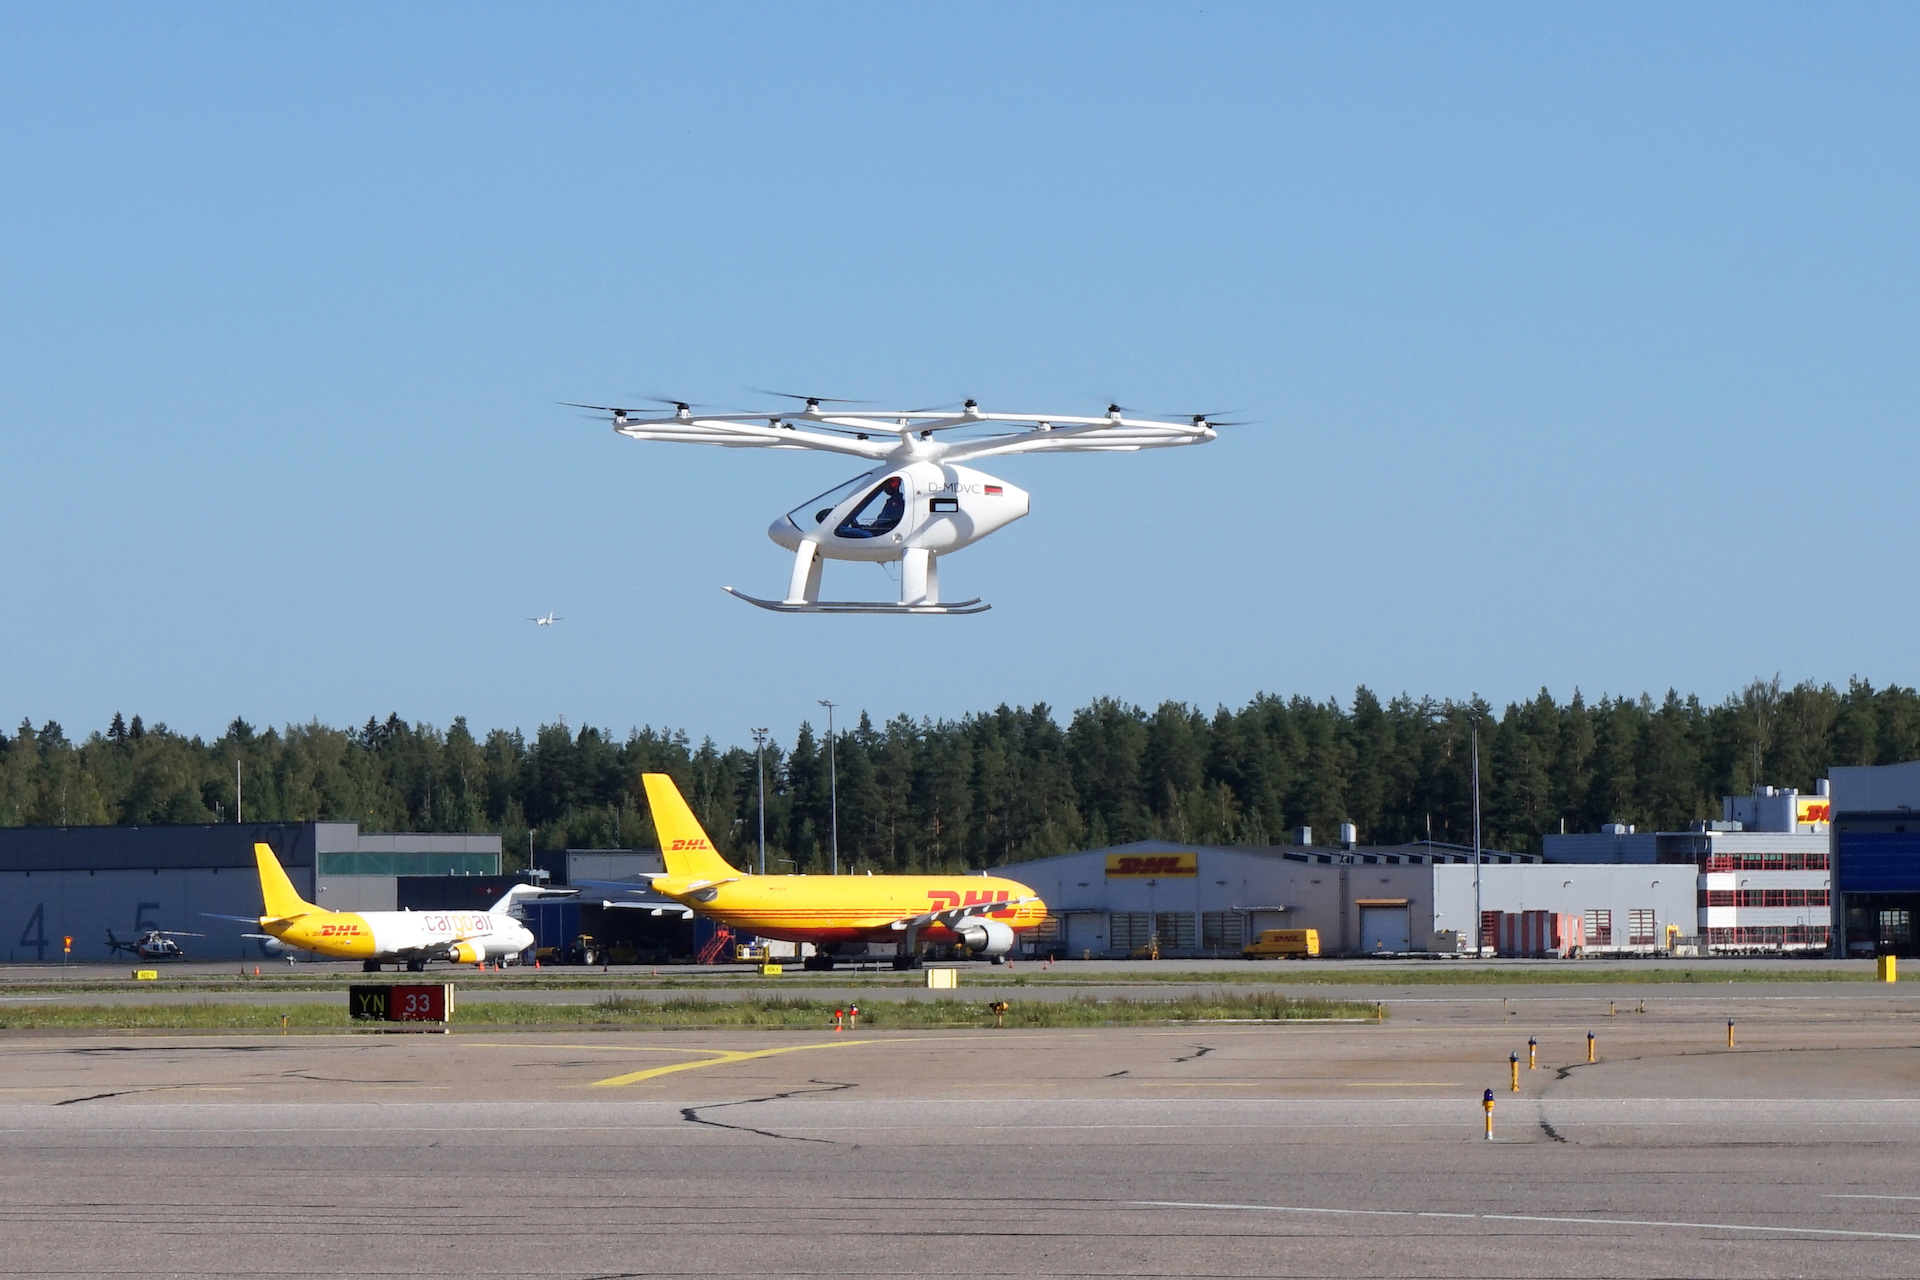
[{"xmin": 3, "ymin": 678, "xmax": 1918, "ymax": 872}]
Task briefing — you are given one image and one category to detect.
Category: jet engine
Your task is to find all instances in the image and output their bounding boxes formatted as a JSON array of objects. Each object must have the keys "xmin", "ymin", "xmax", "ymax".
[
  {"xmin": 953, "ymin": 917, "xmax": 1015, "ymax": 958},
  {"xmin": 446, "ymin": 940, "xmax": 485, "ymax": 964}
]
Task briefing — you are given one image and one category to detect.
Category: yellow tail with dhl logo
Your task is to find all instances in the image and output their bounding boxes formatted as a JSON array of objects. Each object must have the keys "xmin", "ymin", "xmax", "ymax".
[
  {"xmin": 644, "ymin": 773, "xmax": 742, "ymax": 883},
  {"xmin": 618, "ymin": 773, "xmax": 1048, "ymax": 970},
  {"xmin": 255, "ymin": 843, "xmax": 318, "ymax": 920}
]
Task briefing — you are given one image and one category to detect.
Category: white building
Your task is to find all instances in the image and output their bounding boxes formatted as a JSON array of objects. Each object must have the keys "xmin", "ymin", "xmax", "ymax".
[{"xmin": 1543, "ymin": 783, "xmax": 1832, "ymax": 953}]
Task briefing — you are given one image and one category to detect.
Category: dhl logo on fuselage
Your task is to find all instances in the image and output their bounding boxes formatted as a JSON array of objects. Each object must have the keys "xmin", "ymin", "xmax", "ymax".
[
  {"xmin": 926, "ymin": 888, "xmax": 1017, "ymax": 918},
  {"xmin": 1105, "ymin": 853, "xmax": 1198, "ymax": 877}
]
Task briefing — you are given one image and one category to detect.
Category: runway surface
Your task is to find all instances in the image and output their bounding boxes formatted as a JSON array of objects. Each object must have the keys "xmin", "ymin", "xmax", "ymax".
[{"xmin": 3, "ymin": 989, "xmax": 1918, "ymax": 1278}]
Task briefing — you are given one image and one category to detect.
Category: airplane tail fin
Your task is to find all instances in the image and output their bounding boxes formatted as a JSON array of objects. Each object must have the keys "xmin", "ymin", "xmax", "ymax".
[
  {"xmin": 642, "ymin": 774, "xmax": 742, "ymax": 881},
  {"xmin": 487, "ymin": 884, "xmax": 579, "ymax": 914},
  {"xmin": 254, "ymin": 843, "xmax": 316, "ymax": 920}
]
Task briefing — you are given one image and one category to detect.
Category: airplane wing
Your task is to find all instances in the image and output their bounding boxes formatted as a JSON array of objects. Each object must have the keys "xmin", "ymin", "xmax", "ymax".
[
  {"xmin": 599, "ymin": 901, "xmax": 696, "ymax": 918},
  {"xmin": 890, "ymin": 895, "xmax": 1040, "ymax": 933}
]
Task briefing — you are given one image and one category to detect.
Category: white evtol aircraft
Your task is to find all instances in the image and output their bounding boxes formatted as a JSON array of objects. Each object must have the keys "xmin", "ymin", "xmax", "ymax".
[
  {"xmin": 529, "ymin": 612, "xmax": 563, "ymax": 626},
  {"xmin": 566, "ymin": 395, "xmax": 1224, "ymax": 614}
]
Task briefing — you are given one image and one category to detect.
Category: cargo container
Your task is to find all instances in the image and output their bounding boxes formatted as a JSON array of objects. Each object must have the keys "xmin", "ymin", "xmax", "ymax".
[{"xmin": 1488, "ymin": 910, "xmax": 1584, "ymax": 958}]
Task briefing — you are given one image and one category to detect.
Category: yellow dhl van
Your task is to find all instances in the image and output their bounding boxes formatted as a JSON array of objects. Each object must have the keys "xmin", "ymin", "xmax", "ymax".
[{"xmin": 1243, "ymin": 928, "xmax": 1319, "ymax": 959}]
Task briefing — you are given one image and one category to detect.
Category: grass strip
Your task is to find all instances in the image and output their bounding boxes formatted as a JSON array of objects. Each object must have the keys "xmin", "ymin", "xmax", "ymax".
[{"xmin": 0, "ymin": 993, "xmax": 1379, "ymax": 1031}]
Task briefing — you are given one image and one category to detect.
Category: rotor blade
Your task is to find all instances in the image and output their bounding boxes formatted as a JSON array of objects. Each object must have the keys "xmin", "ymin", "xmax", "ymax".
[
  {"xmin": 558, "ymin": 401, "xmax": 631, "ymax": 414},
  {"xmin": 748, "ymin": 388, "xmax": 871, "ymax": 405}
]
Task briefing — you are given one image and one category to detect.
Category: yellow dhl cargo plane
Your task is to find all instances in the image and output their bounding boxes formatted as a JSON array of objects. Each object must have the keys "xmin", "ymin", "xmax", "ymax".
[
  {"xmin": 600, "ymin": 773, "xmax": 1048, "ymax": 970},
  {"xmin": 233, "ymin": 843, "xmax": 565, "ymax": 971}
]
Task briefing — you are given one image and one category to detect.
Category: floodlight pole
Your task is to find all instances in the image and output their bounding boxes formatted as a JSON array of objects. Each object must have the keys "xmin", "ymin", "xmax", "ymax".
[
  {"xmin": 752, "ymin": 727, "xmax": 769, "ymax": 877},
  {"xmin": 1471, "ymin": 718, "xmax": 1483, "ymax": 957},
  {"xmin": 819, "ymin": 700, "xmax": 839, "ymax": 875}
]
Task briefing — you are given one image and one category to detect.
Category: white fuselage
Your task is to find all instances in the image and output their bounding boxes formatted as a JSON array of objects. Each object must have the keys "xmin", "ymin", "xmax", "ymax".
[{"xmin": 363, "ymin": 911, "xmax": 535, "ymax": 959}]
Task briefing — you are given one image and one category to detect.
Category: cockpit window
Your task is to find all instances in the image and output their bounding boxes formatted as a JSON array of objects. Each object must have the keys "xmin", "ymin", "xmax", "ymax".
[{"xmin": 835, "ymin": 477, "xmax": 906, "ymax": 539}]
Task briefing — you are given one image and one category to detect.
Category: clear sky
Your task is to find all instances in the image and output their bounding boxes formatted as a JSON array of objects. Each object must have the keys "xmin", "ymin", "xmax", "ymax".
[{"xmin": 4, "ymin": 3, "xmax": 1916, "ymax": 746}]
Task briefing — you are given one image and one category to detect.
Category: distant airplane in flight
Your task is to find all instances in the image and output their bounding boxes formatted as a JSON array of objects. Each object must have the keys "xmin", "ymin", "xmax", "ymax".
[{"xmin": 529, "ymin": 612, "xmax": 563, "ymax": 626}]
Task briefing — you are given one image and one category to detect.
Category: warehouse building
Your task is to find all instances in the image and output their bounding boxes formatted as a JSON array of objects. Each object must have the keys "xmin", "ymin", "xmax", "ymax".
[
  {"xmin": 994, "ymin": 839, "xmax": 1688, "ymax": 958},
  {"xmin": 1829, "ymin": 761, "xmax": 1920, "ymax": 957},
  {"xmin": 0, "ymin": 823, "xmax": 500, "ymax": 963}
]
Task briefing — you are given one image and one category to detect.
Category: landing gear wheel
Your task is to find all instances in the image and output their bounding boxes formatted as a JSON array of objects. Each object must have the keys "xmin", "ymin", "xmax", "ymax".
[
  {"xmin": 802, "ymin": 954, "xmax": 835, "ymax": 971},
  {"xmin": 891, "ymin": 954, "xmax": 923, "ymax": 971},
  {"xmin": 362, "ymin": 960, "xmax": 382, "ymax": 972},
  {"xmin": 405, "ymin": 959, "xmax": 426, "ymax": 973}
]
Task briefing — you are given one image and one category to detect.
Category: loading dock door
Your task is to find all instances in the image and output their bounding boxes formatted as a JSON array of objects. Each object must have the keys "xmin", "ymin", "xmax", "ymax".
[
  {"xmin": 1358, "ymin": 905, "xmax": 1411, "ymax": 954},
  {"xmin": 1065, "ymin": 912, "xmax": 1107, "ymax": 956}
]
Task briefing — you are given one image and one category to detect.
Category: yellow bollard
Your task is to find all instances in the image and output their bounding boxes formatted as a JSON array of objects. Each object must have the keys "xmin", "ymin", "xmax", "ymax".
[
  {"xmin": 1509, "ymin": 1051, "xmax": 1520, "ymax": 1092},
  {"xmin": 279, "ymin": 1014, "xmax": 289, "ymax": 1036},
  {"xmin": 1483, "ymin": 1089, "xmax": 1495, "ymax": 1140},
  {"xmin": 1586, "ymin": 1031, "xmax": 1596, "ymax": 1063},
  {"xmin": 1527, "ymin": 1036, "xmax": 1537, "ymax": 1069},
  {"xmin": 1878, "ymin": 955, "xmax": 1898, "ymax": 983},
  {"xmin": 1727, "ymin": 1019, "xmax": 1735, "ymax": 1048},
  {"xmin": 989, "ymin": 1000, "xmax": 1010, "ymax": 1029}
]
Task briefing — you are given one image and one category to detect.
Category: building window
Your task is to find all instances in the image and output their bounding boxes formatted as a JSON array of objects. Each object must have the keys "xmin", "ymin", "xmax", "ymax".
[
  {"xmin": 1583, "ymin": 909, "xmax": 1612, "ymax": 946},
  {"xmin": 1628, "ymin": 909, "xmax": 1657, "ymax": 946},
  {"xmin": 1880, "ymin": 910, "xmax": 1914, "ymax": 949},
  {"xmin": 1201, "ymin": 912, "xmax": 1245, "ymax": 952}
]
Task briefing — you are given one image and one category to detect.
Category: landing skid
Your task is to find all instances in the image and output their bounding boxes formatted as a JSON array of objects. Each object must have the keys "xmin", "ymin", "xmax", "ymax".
[{"xmin": 723, "ymin": 587, "xmax": 990, "ymax": 615}]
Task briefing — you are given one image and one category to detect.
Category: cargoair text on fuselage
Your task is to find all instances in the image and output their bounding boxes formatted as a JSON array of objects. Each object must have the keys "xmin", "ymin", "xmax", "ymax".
[
  {"xmin": 245, "ymin": 844, "xmax": 555, "ymax": 971},
  {"xmin": 592, "ymin": 774, "xmax": 1048, "ymax": 970}
]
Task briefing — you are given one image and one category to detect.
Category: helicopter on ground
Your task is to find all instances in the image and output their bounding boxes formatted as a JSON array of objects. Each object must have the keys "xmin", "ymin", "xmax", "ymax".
[
  {"xmin": 568, "ymin": 395, "xmax": 1227, "ymax": 614},
  {"xmin": 105, "ymin": 928, "xmax": 201, "ymax": 961}
]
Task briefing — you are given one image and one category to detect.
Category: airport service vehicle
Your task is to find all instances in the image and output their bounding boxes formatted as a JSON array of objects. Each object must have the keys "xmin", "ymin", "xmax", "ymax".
[
  {"xmin": 567, "ymin": 395, "xmax": 1225, "ymax": 613},
  {"xmin": 1243, "ymin": 928, "xmax": 1320, "ymax": 959},
  {"xmin": 104, "ymin": 928, "xmax": 201, "ymax": 961},
  {"xmin": 589, "ymin": 774, "xmax": 1048, "ymax": 970},
  {"xmin": 232, "ymin": 845, "xmax": 570, "ymax": 971}
]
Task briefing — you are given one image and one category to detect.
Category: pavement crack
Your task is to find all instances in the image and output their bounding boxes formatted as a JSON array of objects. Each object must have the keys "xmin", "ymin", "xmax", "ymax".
[
  {"xmin": 1172, "ymin": 1045, "xmax": 1215, "ymax": 1063},
  {"xmin": 679, "ymin": 1078, "xmax": 855, "ymax": 1144},
  {"xmin": 1105, "ymin": 1070, "xmax": 1130, "ymax": 1077},
  {"xmin": 1538, "ymin": 1117, "xmax": 1568, "ymax": 1143}
]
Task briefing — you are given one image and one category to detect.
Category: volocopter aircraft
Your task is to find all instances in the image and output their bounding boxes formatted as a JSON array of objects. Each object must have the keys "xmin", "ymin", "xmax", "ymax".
[
  {"xmin": 586, "ymin": 774, "xmax": 1048, "ymax": 970},
  {"xmin": 212, "ymin": 845, "xmax": 574, "ymax": 971},
  {"xmin": 567, "ymin": 394, "xmax": 1226, "ymax": 614}
]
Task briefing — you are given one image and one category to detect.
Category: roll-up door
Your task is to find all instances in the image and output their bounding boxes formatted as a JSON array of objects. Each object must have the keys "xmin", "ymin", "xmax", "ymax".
[
  {"xmin": 1357, "ymin": 902, "xmax": 1411, "ymax": 953},
  {"xmin": 1064, "ymin": 912, "xmax": 1107, "ymax": 956}
]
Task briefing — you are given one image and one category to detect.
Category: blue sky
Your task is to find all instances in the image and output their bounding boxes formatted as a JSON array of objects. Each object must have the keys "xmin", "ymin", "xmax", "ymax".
[{"xmin": 4, "ymin": 3, "xmax": 1916, "ymax": 746}]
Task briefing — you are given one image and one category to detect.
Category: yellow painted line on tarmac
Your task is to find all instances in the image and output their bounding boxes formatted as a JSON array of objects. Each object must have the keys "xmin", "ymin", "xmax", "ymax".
[{"xmin": 590, "ymin": 1039, "xmax": 878, "ymax": 1088}]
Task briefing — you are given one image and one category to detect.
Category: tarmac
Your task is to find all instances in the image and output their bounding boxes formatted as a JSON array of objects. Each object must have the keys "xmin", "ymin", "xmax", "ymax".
[{"xmin": 2, "ymin": 974, "xmax": 1917, "ymax": 1278}]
